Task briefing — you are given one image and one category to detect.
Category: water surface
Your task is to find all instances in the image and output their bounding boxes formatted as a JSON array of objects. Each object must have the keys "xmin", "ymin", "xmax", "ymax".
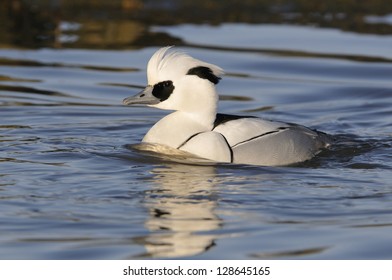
[{"xmin": 1, "ymin": 2, "xmax": 392, "ymax": 259}]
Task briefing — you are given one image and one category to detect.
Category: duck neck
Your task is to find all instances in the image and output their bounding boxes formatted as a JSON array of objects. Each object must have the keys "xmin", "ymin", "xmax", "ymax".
[
  {"xmin": 186, "ymin": 108, "xmax": 217, "ymax": 130},
  {"xmin": 180, "ymin": 80, "xmax": 219, "ymax": 130}
]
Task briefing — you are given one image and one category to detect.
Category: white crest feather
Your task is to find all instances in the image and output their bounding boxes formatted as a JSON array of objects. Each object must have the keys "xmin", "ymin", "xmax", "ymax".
[{"xmin": 146, "ymin": 46, "xmax": 224, "ymax": 85}]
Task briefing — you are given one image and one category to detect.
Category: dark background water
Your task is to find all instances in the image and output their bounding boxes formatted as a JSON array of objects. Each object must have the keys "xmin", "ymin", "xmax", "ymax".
[{"xmin": 0, "ymin": 0, "xmax": 391, "ymax": 259}]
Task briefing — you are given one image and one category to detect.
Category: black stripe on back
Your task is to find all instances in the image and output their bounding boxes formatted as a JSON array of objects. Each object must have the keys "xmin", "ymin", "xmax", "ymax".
[
  {"xmin": 220, "ymin": 134, "xmax": 233, "ymax": 162},
  {"xmin": 213, "ymin": 113, "xmax": 257, "ymax": 129},
  {"xmin": 232, "ymin": 127, "xmax": 289, "ymax": 148}
]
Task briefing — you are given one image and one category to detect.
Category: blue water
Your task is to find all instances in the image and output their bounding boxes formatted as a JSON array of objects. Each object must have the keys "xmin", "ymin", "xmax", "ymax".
[{"xmin": 1, "ymin": 22, "xmax": 392, "ymax": 259}]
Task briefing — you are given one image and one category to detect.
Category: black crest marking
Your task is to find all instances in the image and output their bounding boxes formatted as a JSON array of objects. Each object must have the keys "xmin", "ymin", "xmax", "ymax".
[
  {"xmin": 152, "ymin": 80, "xmax": 174, "ymax": 102},
  {"xmin": 187, "ymin": 66, "xmax": 221, "ymax": 84}
]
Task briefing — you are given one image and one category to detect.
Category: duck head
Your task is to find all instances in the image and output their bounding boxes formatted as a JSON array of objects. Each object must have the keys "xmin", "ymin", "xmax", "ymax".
[{"xmin": 123, "ymin": 46, "xmax": 224, "ymax": 118}]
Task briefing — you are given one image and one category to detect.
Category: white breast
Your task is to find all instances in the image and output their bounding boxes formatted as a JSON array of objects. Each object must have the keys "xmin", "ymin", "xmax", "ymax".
[
  {"xmin": 179, "ymin": 131, "xmax": 232, "ymax": 163},
  {"xmin": 142, "ymin": 111, "xmax": 210, "ymax": 149}
]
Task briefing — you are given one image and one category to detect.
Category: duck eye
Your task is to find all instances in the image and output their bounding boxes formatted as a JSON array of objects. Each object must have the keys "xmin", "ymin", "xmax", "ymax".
[{"xmin": 152, "ymin": 80, "xmax": 175, "ymax": 102}]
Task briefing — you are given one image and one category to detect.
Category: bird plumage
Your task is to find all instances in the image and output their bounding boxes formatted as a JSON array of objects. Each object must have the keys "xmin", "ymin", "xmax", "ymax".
[{"xmin": 123, "ymin": 46, "xmax": 331, "ymax": 166}]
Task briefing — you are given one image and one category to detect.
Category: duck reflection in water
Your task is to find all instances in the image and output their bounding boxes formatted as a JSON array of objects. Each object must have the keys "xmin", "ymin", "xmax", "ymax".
[{"xmin": 135, "ymin": 159, "xmax": 222, "ymax": 258}]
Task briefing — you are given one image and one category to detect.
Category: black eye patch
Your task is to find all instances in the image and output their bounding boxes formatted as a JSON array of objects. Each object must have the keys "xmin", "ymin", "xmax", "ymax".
[
  {"xmin": 186, "ymin": 66, "xmax": 221, "ymax": 84},
  {"xmin": 152, "ymin": 80, "xmax": 174, "ymax": 102}
]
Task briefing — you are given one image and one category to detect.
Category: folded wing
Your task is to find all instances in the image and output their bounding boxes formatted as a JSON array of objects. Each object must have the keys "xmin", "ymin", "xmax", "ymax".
[{"xmin": 213, "ymin": 114, "xmax": 331, "ymax": 165}]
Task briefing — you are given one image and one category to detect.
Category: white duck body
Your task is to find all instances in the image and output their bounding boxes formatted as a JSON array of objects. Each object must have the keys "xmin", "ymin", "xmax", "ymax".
[{"xmin": 123, "ymin": 46, "xmax": 331, "ymax": 166}]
